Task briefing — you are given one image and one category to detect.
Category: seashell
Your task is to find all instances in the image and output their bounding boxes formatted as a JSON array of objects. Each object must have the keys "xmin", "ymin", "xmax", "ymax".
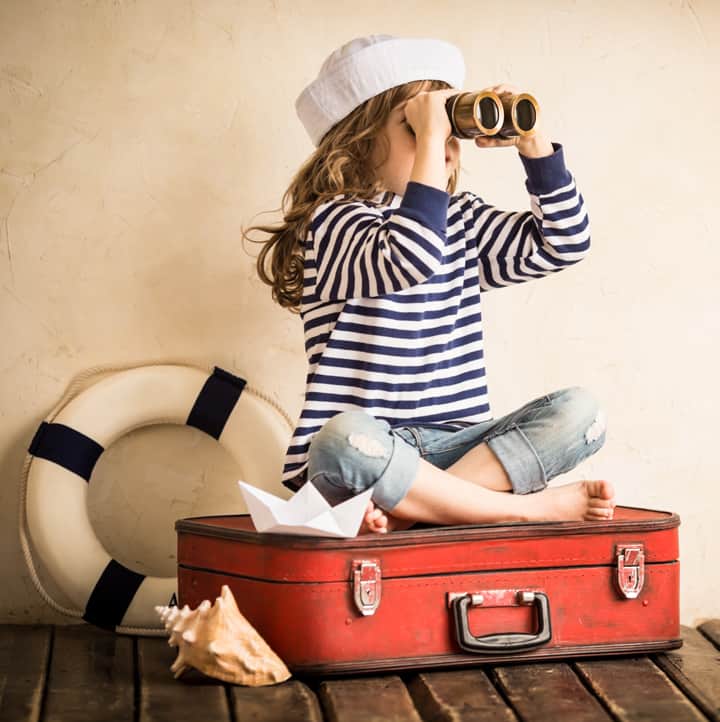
[{"xmin": 154, "ymin": 585, "xmax": 290, "ymax": 686}]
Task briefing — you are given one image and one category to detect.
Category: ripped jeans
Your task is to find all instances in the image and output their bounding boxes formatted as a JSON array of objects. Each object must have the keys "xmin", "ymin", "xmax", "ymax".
[{"xmin": 305, "ymin": 387, "xmax": 607, "ymax": 511}]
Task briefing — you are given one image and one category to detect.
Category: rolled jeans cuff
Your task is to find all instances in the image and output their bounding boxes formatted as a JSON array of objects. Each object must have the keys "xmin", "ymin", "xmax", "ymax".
[
  {"xmin": 372, "ymin": 433, "xmax": 421, "ymax": 511},
  {"xmin": 486, "ymin": 426, "xmax": 547, "ymax": 494}
]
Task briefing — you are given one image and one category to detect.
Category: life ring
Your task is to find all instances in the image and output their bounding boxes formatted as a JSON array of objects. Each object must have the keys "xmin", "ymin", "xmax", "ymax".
[{"xmin": 24, "ymin": 364, "xmax": 291, "ymax": 633}]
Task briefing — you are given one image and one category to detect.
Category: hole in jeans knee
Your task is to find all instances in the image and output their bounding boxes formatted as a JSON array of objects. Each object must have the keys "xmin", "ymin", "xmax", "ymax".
[
  {"xmin": 348, "ymin": 432, "xmax": 388, "ymax": 458},
  {"xmin": 585, "ymin": 409, "xmax": 607, "ymax": 444}
]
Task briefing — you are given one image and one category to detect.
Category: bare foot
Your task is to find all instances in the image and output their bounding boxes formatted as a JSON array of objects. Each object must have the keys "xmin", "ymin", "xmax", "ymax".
[
  {"xmin": 358, "ymin": 480, "xmax": 616, "ymax": 532},
  {"xmin": 358, "ymin": 501, "xmax": 416, "ymax": 535},
  {"xmin": 518, "ymin": 480, "xmax": 616, "ymax": 522}
]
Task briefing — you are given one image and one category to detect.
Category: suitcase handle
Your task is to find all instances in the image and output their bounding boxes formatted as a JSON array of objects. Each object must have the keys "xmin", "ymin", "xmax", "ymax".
[{"xmin": 451, "ymin": 591, "xmax": 552, "ymax": 653}]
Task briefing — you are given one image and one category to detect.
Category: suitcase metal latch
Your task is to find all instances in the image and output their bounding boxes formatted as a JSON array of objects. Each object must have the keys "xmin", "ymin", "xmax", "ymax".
[
  {"xmin": 616, "ymin": 543, "xmax": 645, "ymax": 599},
  {"xmin": 352, "ymin": 560, "xmax": 381, "ymax": 616}
]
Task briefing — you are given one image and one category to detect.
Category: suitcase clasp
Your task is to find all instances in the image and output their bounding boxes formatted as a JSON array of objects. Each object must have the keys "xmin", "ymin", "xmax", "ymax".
[
  {"xmin": 352, "ymin": 560, "xmax": 382, "ymax": 616},
  {"xmin": 616, "ymin": 543, "xmax": 645, "ymax": 599}
]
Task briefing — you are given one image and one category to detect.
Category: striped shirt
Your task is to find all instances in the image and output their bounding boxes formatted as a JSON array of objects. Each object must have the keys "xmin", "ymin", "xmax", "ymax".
[{"xmin": 281, "ymin": 143, "xmax": 590, "ymax": 489}]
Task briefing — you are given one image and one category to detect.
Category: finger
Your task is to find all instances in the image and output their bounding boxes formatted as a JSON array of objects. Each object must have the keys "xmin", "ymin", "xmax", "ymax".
[
  {"xmin": 411, "ymin": 88, "xmax": 458, "ymax": 100},
  {"xmin": 475, "ymin": 85, "xmax": 511, "ymax": 95},
  {"xmin": 491, "ymin": 83, "xmax": 522, "ymax": 96},
  {"xmin": 474, "ymin": 136, "xmax": 518, "ymax": 148},
  {"xmin": 474, "ymin": 133, "xmax": 516, "ymax": 142},
  {"xmin": 432, "ymin": 88, "xmax": 464, "ymax": 98}
]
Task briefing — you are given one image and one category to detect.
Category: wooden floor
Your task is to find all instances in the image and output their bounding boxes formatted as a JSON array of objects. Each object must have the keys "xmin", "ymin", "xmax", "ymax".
[{"xmin": 1, "ymin": 622, "xmax": 719, "ymax": 722}]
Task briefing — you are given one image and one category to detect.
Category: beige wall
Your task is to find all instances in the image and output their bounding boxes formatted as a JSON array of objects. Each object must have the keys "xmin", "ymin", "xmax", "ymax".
[{"xmin": 1, "ymin": 0, "xmax": 718, "ymax": 625}]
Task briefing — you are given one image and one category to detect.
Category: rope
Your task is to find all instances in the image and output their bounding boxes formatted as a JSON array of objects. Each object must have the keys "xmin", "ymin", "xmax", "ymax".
[{"xmin": 18, "ymin": 358, "xmax": 294, "ymax": 636}]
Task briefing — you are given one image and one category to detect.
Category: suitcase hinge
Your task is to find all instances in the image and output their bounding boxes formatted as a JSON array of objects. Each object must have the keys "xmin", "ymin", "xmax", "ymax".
[
  {"xmin": 352, "ymin": 559, "xmax": 382, "ymax": 616},
  {"xmin": 616, "ymin": 543, "xmax": 645, "ymax": 599}
]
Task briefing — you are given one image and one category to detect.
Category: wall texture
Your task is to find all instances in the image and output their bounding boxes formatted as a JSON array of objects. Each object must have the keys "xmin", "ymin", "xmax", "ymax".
[{"xmin": 1, "ymin": 0, "xmax": 718, "ymax": 625}]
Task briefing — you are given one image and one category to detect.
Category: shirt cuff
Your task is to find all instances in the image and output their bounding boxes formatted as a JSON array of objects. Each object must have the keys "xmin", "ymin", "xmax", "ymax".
[
  {"xmin": 519, "ymin": 142, "xmax": 573, "ymax": 195},
  {"xmin": 399, "ymin": 181, "xmax": 450, "ymax": 235}
]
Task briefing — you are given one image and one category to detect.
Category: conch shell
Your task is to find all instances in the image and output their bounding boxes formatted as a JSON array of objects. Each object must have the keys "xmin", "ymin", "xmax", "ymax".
[{"xmin": 155, "ymin": 585, "xmax": 290, "ymax": 686}]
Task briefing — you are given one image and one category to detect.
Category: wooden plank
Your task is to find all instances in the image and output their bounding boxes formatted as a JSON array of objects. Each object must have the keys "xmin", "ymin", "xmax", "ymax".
[
  {"xmin": 0, "ymin": 625, "xmax": 51, "ymax": 722},
  {"xmin": 138, "ymin": 636, "xmax": 230, "ymax": 722},
  {"xmin": 42, "ymin": 625, "xmax": 133, "ymax": 722},
  {"xmin": 228, "ymin": 681, "xmax": 323, "ymax": 722},
  {"xmin": 406, "ymin": 668, "xmax": 516, "ymax": 722},
  {"xmin": 654, "ymin": 624, "xmax": 720, "ymax": 721},
  {"xmin": 493, "ymin": 662, "xmax": 611, "ymax": 722},
  {"xmin": 575, "ymin": 656, "xmax": 706, "ymax": 722},
  {"xmin": 699, "ymin": 620, "xmax": 720, "ymax": 649},
  {"xmin": 318, "ymin": 676, "xmax": 421, "ymax": 722}
]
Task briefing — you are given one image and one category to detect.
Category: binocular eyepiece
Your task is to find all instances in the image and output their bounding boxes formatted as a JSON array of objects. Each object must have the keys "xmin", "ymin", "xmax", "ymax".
[{"xmin": 445, "ymin": 91, "xmax": 539, "ymax": 139}]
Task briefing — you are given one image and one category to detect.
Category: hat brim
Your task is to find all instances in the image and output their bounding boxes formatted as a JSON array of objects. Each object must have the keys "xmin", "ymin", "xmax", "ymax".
[{"xmin": 296, "ymin": 37, "xmax": 466, "ymax": 146}]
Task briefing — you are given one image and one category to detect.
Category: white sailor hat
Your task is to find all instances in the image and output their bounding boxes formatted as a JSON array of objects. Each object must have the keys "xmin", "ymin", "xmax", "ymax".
[{"xmin": 295, "ymin": 34, "xmax": 466, "ymax": 146}]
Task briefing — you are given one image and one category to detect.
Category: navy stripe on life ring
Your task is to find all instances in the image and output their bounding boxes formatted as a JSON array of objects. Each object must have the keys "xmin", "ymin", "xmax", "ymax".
[
  {"xmin": 186, "ymin": 366, "xmax": 247, "ymax": 439},
  {"xmin": 28, "ymin": 422, "xmax": 104, "ymax": 481},
  {"xmin": 82, "ymin": 559, "xmax": 146, "ymax": 630}
]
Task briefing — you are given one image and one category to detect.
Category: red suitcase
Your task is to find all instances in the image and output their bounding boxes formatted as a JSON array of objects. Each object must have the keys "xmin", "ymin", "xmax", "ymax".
[{"xmin": 175, "ymin": 506, "xmax": 680, "ymax": 675}]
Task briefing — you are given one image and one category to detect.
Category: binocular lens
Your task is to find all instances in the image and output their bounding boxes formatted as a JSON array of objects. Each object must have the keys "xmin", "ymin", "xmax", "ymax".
[
  {"xmin": 514, "ymin": 99, "xmax": 536, "ymax": 133},
  {"xmin": 476, "ymin": 97, "xmax": 500, "ymax": 129}
]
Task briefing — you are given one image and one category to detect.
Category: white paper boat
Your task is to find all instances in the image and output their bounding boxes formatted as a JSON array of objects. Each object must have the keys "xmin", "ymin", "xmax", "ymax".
[{"xmin": 238, "ymin": 480, "xmax": 373, "ymax": 538}]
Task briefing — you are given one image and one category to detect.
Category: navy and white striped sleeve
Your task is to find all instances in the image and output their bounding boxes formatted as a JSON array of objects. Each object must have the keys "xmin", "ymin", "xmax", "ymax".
[
  {"xmin": 456, "ymin": 143, "xmax": 591, "ymax": 291},
  {"xmin": 308, "ymin": 182, "xmax": 449, "ymax": 302}
]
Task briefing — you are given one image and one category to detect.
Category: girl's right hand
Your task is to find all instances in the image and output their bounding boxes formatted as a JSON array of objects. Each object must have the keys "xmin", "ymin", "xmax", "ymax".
[{"xmin": 403, "ymin": 89, "xmax": 456, "ymax": 141}]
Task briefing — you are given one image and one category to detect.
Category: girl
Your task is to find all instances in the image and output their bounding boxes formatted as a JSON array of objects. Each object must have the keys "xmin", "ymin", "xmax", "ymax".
[{"xmin": 246, "ymin": 35, "xmax": 614, "ymax": 534}]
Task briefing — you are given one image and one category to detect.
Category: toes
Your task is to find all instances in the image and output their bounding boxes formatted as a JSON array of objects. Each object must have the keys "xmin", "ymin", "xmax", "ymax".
[
  {"xmin": 368, "ymin": 510, "xmax": 389, "ymax": 534},
  {"xmin": 599, "ymin": 479, "xmax": 615, "ymax": 500},
  {"xmin": 360, "ymin": 505, "xmax": 384, "ymax": 535},
  {"xmin": 360, "ymin": 502, "xmax": 394, "ymax": 534},
  {"xmin": 585, "ymin": 506, "xmax": 614, "ymax": 521},
  {"xmin": 586, "ymin": 480, "xmax": 615, "ymax": 502}
]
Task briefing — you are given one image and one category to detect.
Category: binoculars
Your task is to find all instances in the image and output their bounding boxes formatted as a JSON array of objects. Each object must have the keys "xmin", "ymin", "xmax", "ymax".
[{"xmin": 445, "ymin": 91, "xmax": 539, "ymax": 139}]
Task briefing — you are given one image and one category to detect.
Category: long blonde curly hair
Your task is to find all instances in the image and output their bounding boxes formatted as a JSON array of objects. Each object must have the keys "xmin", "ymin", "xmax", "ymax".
[{"xmin": 243, "ymin": 79, "xmax": 459, "ymax": 313}]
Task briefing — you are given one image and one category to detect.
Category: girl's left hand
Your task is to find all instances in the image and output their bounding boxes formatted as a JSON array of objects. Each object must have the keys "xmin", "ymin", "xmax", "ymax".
[{"xmin": 473, "ymin": 83, "xmax": 553, "ymax": 157}]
